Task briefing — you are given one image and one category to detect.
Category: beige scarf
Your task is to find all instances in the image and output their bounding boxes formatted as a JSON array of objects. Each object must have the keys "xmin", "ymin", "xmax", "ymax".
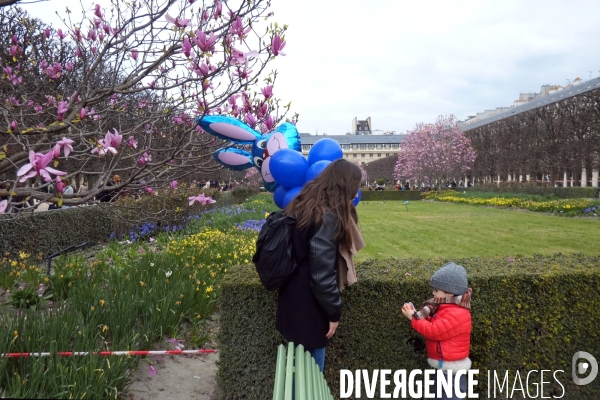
[{"xmin": 336, "ymin": 218, "xmax": 365, "ymax": 291}]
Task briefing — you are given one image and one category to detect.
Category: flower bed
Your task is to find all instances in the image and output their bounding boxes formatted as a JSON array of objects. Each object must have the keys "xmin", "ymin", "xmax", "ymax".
[
  {"xmin": 0, "ymin": 194, "xmax": 275, "ymax": 398},
  {"xmin": 423, "ymin": 190, "xmax": 600, "ymax": 216}
]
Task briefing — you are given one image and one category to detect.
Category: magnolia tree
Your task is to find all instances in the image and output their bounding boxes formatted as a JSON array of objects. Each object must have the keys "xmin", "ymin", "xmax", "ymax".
[
  {"xmin": 394, "ymin": 115, "xmax": 476, "ymax": 190},
  {"xmin": 0, "ymin": 0, "xmax": 295, "ymax": 214}
]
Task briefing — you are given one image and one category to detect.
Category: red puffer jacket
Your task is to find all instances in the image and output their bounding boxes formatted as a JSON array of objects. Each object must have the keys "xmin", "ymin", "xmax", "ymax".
[{"xmin": 411, "ymin": 303, "xmax": 471, "ymax": 361}]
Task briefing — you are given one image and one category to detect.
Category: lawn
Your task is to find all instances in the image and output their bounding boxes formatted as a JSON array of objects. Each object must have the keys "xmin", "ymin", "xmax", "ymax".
[{"xmin": 355, "ymin": 200, "xmax": 600, "ymax": 261}]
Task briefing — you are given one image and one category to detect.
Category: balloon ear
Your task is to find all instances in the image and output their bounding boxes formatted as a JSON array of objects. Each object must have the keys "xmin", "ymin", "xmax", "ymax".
[
  {"xmin": 197, "ymin": 115, "xmax": 261, "ymax": 145},
  {"xmin": 214, "ymin": 148, "xmax": 253, "ymax": 171},
  {"xmin": 353, "ymin": 189, "xmax": 361, "ymax": 207}
]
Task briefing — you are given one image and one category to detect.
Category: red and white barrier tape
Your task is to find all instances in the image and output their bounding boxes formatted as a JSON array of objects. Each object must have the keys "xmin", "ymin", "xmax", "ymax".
[{"xmin": 1, "ymin": 349, "xmax": 216, "ymax": 358}]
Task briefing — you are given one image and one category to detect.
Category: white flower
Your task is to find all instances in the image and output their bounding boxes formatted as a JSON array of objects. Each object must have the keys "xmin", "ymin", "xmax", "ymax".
[{"xmin": 165, "ymin": 270, "xmax": 172, "ymax": 278}]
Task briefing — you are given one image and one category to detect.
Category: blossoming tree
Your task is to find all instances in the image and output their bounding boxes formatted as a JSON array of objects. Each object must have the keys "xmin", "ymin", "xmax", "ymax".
[
  {"xmin": 394, "ymin": 115, "xmax": 477, "ymax": 190},
  {"xmin": 0, "ymin": 0, "xmax": 295, "ymax": 213}
]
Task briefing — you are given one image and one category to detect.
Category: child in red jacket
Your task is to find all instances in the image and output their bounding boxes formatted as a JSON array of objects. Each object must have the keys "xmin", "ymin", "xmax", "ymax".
[{"xmin": 402, "ymin": 262, "xmax": 473, "ymax": 400}]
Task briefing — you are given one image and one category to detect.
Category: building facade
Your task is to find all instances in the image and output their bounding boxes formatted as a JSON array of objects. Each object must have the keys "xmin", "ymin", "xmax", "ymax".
[{"xmin": 300, "ymin": 133, "xmax": 403, "ymax": 164}]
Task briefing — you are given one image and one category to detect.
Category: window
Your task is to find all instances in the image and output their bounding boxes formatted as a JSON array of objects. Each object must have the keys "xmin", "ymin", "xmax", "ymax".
[
  {"xmin": 353, "ymin": 154, "xmax": 357, "ymax": 158},
  {"xmin": 369, "ymin": 153, "xmax": 373, "ymax": 157},
  {"xmin": 361, "ymin": 154, "xmax": 365, "ymax": 158},
  {"xmin": 377, "ymin": 153, "xmax": 381, "ymax": 157},
  {"xmin": 377, "ymin": 144, "xmax": 382, "ymax": 149},
  {"xmin": 359, "ymin": 144, "xmax": 366, "ymax": 149},
  {"xmin": 368, "ymin": 144, "xmax": 374, "ymax": 149}
]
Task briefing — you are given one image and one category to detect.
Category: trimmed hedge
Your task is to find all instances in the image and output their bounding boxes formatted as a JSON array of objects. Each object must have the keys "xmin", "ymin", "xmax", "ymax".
[
  {"xmin": 0, "ymin": 205, "xmax": 112, "ymax": 258},
  {"xmin": 360, "ymin": 190, "xmax": 421, "ymax": 201},
  {"xmin": 462, "ymin": 183, "xmax": 600, "ymax": 199},
  {"xmin": 218, "ymin": 255, "xmax": 600, "ymax": 399},
  {"xmin": 0, "ymin": 191, "xmax": 234, "ymax": 258}
]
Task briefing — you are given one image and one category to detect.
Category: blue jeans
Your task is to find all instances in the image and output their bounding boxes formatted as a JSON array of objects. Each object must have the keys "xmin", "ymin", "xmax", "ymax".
[
  {"xmin": 432, "ymin": 370, "xmax": 468, "ymax": 400},
  {"xmin": 305, "ymin": 347, "xmax": 326, "ymax": 372}
]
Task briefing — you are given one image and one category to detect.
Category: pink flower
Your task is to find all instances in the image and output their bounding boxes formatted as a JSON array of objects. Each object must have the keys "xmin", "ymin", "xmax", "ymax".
[
  {"xmin": 244, "ymin": 113, "xmax": 257, "ymax": 128},
  {"xmin": 165, "ymin": 13, "xmax": 190, "ymax": 27},
  {"xmin": 170, "ymin": 180, "xmax": 178, "ymax": 190},
  {"xmin": 9, "ymin": 121, "xmax": 17, "ymax": 131},
  {"xmin": 229, "ymin": 17, "xmax": 251, "ymax": 42},
  {"xmin": 53, "ymin": 137, "xmax": 74, "ymax": 159},
  {"xmin": 127, "ymin": 136, "xmax": 138, "ymax": 149},
  {"xmin": 188, "ymin": 193, "xmax": 216, "ymax": 206},
  {"xmin": 181, "ymin": 37, "xmax": 192, "ymax": 58},
  {"xmin": 138, "ymin": 151, "xmax": 152, "ymax": 166},
  {"xmin": 80, "ymin": 108, "xmax": 87, "ymax": 119},
  {"xmin": 16, "ymin": 150, "xmax": 66, "ymax": 182},
  {"xmin": 194, "ymin": 30, "xmax": 218, "ymax": 52},
  {"xmin": 34, "ymin": 105, "xmax": 43, "ymax": 113},
  {"xmin": 91, "ymin": 129, "xmax": 122, "ymax": 156},
  {"xmin": 213, "ymin": 0, "xmax": 222, "ymax": 19},
  {"xmin": 57, "ymin": 29, "xmax": 67, "ymax": 40},
  {"xmin": 149, "ymin": 237, "xmax": 156, "ymax": 242},
  {"xmin": 94, "ymin": 4, "xmax": 103, "ymax": 19},
  {"xmin": 57, "ymin": 101, "xmax": 68, "ymax": 121},
  {"xmin": 261, "ymin": 85, "xmax": 273, "ymax": 99},
  {"xmin": 44, "ymin": 29, "xmax": 51, "ymax": 39},
  {"xmin": 55, "ymin": 176, "xmax": 64, "ymax": 193},
  {"xmin": 149, "ymin": 366, "xmax": 156, "ymax": 376},
  {"xmin": 131, "ymin": 49, "xmax": 139, "ymax": 61},
  {"xmin": 0, "ymin": 199, "xmax": 7, "ymax": 214},
  {"xmin": 145, "ymin": 187, "xmax": 154, "ymax": 194},
  {"xmin": 271, "ymin": 35, "xmax": 286, "ymax": 56}
]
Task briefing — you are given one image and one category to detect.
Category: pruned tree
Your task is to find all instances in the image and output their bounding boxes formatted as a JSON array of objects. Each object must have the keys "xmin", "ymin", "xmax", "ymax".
[{"xmin": 0, "ymin": 0, "xmax": 296, "ymax": 214}]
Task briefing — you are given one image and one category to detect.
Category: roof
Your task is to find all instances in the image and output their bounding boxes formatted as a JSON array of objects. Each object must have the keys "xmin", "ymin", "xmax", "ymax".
[
  {"xmin": 300, "ymin": 133, "xmax": 404, "ymax": 145},
  {"xmin": 461, "ymin": 76, "xmax": 600, "ymax": 131}
]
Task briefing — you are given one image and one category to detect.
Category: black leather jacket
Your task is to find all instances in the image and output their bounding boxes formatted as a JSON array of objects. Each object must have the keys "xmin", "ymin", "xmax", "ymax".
[{"xmin": 307, "ymin": 211, "xmax": 342, "ymax": 320}]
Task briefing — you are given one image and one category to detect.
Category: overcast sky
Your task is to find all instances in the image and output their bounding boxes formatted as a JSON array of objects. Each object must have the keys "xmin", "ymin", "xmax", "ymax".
[{"xmin": 20, "ymin": 0, "xmax": 600, "ymax": 136}]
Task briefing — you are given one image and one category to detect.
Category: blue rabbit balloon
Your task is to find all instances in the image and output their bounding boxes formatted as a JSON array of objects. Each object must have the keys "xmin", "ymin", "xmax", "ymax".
[{"xmin": 196, "ymin": 115, "xmax": 302, "ymax": 192}]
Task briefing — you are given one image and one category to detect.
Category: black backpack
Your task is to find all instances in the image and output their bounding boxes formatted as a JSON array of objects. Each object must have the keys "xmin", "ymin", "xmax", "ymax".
[{"xmin": 252, "ymin": 211, "xmax": 297, "ymax": 291}]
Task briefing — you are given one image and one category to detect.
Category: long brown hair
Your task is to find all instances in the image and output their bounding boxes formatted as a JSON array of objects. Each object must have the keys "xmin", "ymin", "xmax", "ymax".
[{"xmin": 284, "ymin": 159, "xmax": 362, "ymax": 249}]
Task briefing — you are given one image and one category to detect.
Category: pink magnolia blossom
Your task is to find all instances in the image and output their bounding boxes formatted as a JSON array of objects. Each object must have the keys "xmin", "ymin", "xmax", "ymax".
[
  {"xmin": 44, "ymin": 29, "xmax": 51, "ymax": 39},
  {"xmin": 53, "ymin": 137, "xmax": 74, "ymax": 159},
  {"xmin": 271, "ymin": 35, "xmax": 286, "ymax": 56},
  {"xmin": 213, "ymin": 0, "xmax": 222, "ymax": 19},
  {"xmin": 181, "ymin": 37, "xmax": 192, "ymax": 58},
  {"xmin": 57, "ymin": 29, "xmax": 67, "ymax": 40},
  {"xmin": 127, "ymin": 135, "xmax": 138, "ymax": 149},
  {"xmin": 57, "ymin": 101, "xmax": 68, "ymax": 121},
  {"xmin": 229, "ymin": 17, "xmax": 251, "ymax": 42},
  {"xmin": 16, "ymin": 150, "xmax": 66, "ymax": 182},
  {"xmin": 91, "ymin": 129, "xmax": 123, "ymax": 156},
  {"xmin": 149, "ymin": 366, "xmax": 156, "ymax": 376},
  {"xmin": 145, "ymin": 187, "xmax": 155, "ymax": 194},
  {"xmin": 138, "ymin": 151, "xmax": 152, "ymax": 166},
  {"xmin": 94, "ymin": 4, "xmax": 103, "ymax": 19},
  {"xmin": 170, "ymin": 180, "xmax": 178, "ymax": 190},
  {"xmin": 80, "ymin": 108, "xmax": 87, "ymax": 119},
  {"xmin": 261, "ymin": 85, "xmax": 273, "ymax": 99},
  {"xmin": 165, "ymin": 13, "xmax": 190, "ymax": 27},
  {"xmin": 194, "ymin": 30, "xmax": 218, "ymax": 52},
  {"xmin": 55, "ymin": 176, "xmax": 65, "ymax": 194},
  {"xmin": 131, "ymin": 49, "xmax": 139, "ymax": 61},
  {"xmin": 9, "ymin": 121, "xmax": 17, "ymax": 131},
  {"xmin": 0, "ymin": 200, "xmax": 7, "ymax": 214},
  {"xmin": 264, "ymin": 114, "xmax": 274, "ymax": 131},
  {"xmin": 188, "ymin": 193, "xmax": 216, "ymax": 206},
  {"xmin": 34, "ymin": 105, "xmax": 42, "ymax": 113}
]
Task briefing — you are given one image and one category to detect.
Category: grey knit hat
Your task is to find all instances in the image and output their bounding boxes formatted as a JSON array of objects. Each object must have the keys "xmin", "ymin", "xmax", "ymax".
[{"xmin": 430, "ymin": 262, "xmax": 468, "ymax": 295}]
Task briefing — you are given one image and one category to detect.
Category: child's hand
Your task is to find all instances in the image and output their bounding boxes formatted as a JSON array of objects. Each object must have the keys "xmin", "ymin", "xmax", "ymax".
[{"xmin": 401, "ymin": 303, "xmax": 415, "ymax": 320}]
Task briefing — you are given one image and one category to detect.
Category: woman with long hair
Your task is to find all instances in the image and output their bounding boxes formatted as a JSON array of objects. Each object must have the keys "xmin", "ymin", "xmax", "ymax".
[{"xmin": 276, "ymin": 158, "xmax": 363, "ymax": 372}]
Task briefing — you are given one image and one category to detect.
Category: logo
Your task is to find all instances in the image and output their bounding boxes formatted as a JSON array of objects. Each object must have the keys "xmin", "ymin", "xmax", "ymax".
[{"xmin": 572, "ymin": 351, "xmax": 598, "ymax": 386}]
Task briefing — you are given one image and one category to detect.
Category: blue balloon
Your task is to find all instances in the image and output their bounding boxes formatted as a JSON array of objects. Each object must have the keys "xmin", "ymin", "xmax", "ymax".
[
  {"xmin": 283, "ymin": 186, "xmax": 303, "ymax": 209},
  {"xmin": 307, "ymin": 138, "xmax": 343, "ymax": 165},
  {"xmin": 305, "ymin": 160, "xmax": 331, "ymax": 182},
  {"xmin": 273, "ymin": 185, "xmax": 289, "ymax": 209},
  {"xmin": 352, "ymin": 189, "xmax": 362, "ymax": 207},
  {"xmin": 270, "ymin": 149, "xmax": 309, "ymax": 189}
]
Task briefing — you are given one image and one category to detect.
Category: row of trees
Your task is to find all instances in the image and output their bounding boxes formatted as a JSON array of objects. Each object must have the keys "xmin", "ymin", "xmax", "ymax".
[
  {"xmin": 0, "ymin": 0, "xmax": 296, "ymax": 213},
  {"xmin": 464, "ymin": 88, "xmax": 600, "ymax": 185}
]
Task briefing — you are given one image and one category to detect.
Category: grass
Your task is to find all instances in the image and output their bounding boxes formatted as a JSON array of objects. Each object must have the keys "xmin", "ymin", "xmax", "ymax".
[{"xmin": 355, "ymin": 200, "xmax": 600, "ymax": 261}]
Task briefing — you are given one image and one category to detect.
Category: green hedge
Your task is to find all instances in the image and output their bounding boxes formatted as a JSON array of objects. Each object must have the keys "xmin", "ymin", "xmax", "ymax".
[
  {"xmin": 0, "ymin": 191, "xmax": 234, "ymax": 258},
  {"xmin": 0, "ymin": 206, "xmax": 112, "ymax": 258},
  {"xmin": 360, "ymin": 190, "xmax": 421, "ymax": 201},
  {"xmin": 218, "ymin": 255, "xmax": 600, "ymax": 399},
  {"xmin": 463, "ymin": 183, "xmax": 600, "ymax": 199}
]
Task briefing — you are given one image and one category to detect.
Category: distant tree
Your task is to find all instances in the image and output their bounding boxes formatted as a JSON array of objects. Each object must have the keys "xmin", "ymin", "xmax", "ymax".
[{"xmin": 394, "ymin": 115, "xmax": 476, "ymax": 190}]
